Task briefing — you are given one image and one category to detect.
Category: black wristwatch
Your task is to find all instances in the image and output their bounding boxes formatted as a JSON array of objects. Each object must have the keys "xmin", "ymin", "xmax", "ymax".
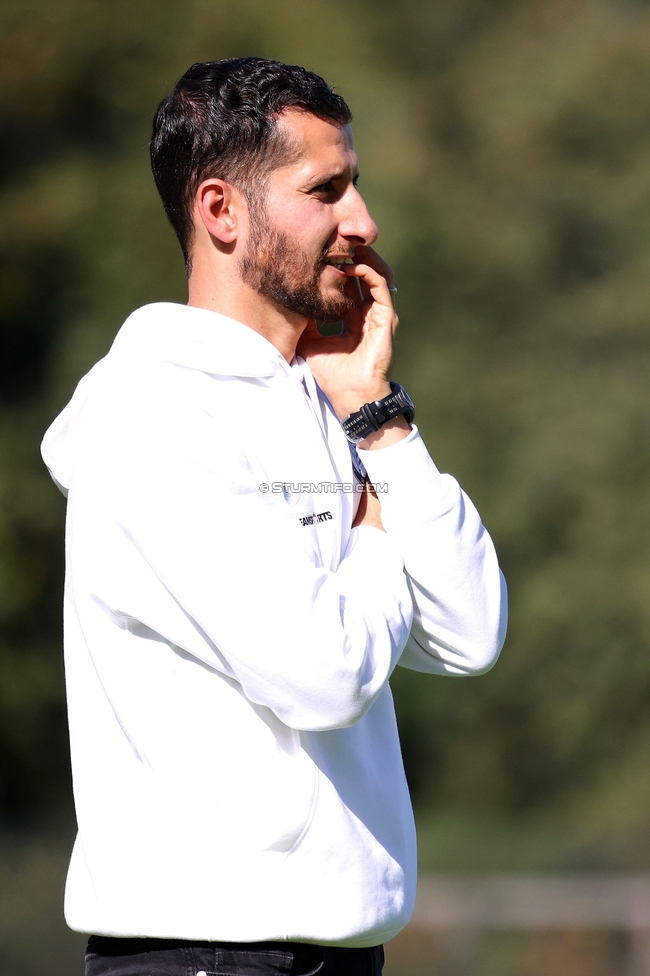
[{"xmin": 341, "ymin": 383, "xmax": 415, "ymax": 444}]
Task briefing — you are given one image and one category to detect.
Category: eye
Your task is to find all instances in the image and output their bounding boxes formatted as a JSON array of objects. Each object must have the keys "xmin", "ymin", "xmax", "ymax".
[
  {"xmin": 311, "ymin": 181, "xmax": 337, "ymax": 195},
  {"xmin": 308, "ymin": 175, "xmax": 359, "ymax": 198}
]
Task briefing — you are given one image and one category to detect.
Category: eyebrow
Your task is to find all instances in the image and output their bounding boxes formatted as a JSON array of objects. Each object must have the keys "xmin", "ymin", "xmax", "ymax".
[{"xmin": 304, "ymin": 168, "xmax": 360, "ymax": 189}]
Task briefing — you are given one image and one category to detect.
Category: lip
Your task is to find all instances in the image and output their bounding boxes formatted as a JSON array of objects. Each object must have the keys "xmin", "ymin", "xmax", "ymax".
[
  {"xmin": 322, "ymin": 256, "xmax": 355, "ymax": 276},
  {"xmin": 322, "ymin": 262, "xmax": 348, "ymax": 278}
]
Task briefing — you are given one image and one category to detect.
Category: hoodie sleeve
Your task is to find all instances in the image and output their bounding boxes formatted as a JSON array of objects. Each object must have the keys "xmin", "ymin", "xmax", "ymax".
[{"xmin": 358, "ymin": 426, "xmax": 507, "ymax": 676}]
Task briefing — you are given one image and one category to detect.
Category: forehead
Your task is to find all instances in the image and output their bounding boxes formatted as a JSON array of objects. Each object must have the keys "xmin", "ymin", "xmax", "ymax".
[{"xmin": 273, "ymin": 108, "xmax": 357, "ymax": 178}]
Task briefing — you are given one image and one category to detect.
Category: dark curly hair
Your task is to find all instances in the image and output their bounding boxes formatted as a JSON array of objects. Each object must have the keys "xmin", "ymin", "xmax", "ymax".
[{"xmin": 150, "ymin": 58, "xmax": 352, "ymax": 270}]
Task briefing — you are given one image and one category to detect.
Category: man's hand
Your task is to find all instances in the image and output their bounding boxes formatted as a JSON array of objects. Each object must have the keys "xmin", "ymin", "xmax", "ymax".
[
  {"xmin": 298, "ymin": 246, "xmax": 395, "ymax": 418},
  {"xmin": 353, "ymin": 483, "xmax": 384, "ymax": 531},
  {"xmin": 298, "ymin": 246, "xmax": 411, "ymax": 450}
]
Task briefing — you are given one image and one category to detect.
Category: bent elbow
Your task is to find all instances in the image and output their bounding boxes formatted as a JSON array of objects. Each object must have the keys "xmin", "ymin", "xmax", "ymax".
[
  {"xmin": 462, "ymin": 636, "xmax": 503, "ymax": 676},
  {"xmin": 405, "ymin": 599, "xmax": 507, "ymax": 677},
  {"xmin": 297, "ymin": 689, "xmax": 375, "ymax": 732},
  {"xmin": 460, "ymin": 599, "xmax": 508, "ymax": 676},
  {"xmin": 271, "ymin": 673, "xmax": 379, "ymax": 732},
  {"xmin": 460, "ymin": 569, "xmax": 507, "ymax": 675}
]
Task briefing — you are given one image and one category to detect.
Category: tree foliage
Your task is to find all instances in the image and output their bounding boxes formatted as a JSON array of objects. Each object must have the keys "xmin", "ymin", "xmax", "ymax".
[{"xmin": 2, "ymin": 0, "xmax": 650, "ymax": 867}]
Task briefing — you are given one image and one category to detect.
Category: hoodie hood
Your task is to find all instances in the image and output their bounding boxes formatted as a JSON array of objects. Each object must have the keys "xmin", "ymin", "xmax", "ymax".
[
  {"xmin": 41, "ymin": 302, "xmax": 286, "ymax": 496},
  {"xmin": 41, "ymin": 360, "xmax": 108, "ymax": 497}
]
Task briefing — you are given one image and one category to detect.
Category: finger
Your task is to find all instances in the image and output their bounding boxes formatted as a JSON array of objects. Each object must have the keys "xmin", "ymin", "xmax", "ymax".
[
  {"xmin": 345, "ymin": 262, "xmax": 394, "ymax": 308},
  {"xmin": 298, "ymin": 319, "xmax": 356, "ymax": 354},
  {"xmin": 344, "ymin": 273, "xmax": 365, "ymax": 306},
  {"xmin": 345, "ymin": 264, "xmax": 399, "ymax": 336},
  {"xmin": 353, "ymin": 246, "xmax": 394, "ymax": 289},
  {"xmin": 299, "ymin": 316, "xmax": 359, "ymax": 355}
]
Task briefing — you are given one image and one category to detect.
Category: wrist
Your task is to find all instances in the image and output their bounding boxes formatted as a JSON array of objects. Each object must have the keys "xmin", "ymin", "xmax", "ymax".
[
  {"xmin": 357, "ymin": 415, "xmax": 411, "ymax": 451},
  {"xmin": 330, "ymin": 382, "xmax": 392, "ymax": 421},
  {"xmin": 340, "ymin": 383, "xmax": 415, "ymax": 445}
]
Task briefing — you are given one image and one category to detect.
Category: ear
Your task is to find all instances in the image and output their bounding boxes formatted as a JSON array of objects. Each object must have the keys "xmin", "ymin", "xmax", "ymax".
[{"xmin": 194, "ymin": 178, "xmax": 243, "ymax": 244}]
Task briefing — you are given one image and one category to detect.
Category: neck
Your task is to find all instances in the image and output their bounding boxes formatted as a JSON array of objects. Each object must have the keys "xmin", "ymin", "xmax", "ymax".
[{"xmin": 188, "ymin": 270, "xmax": 307, "ymax": 363}]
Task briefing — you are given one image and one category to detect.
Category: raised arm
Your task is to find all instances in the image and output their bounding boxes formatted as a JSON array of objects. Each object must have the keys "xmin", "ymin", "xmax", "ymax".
[{"xmin": 299, "ymin": 245, "xmax": 507, "ymax": 675}]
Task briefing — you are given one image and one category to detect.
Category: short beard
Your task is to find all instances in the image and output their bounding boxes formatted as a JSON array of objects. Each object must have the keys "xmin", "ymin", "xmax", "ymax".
[{"xmin": 239, "ymin": 198, "xmax": 354, "ymax": 323}]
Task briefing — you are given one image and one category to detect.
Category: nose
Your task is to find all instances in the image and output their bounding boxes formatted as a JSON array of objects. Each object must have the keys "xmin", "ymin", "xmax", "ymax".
[{"xmin": 338, "ymin": 185, "xmax": 378, "ymax": 247}]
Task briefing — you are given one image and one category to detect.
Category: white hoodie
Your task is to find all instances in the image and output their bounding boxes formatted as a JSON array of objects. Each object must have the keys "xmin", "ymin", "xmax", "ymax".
[{"xmin": 41, "ymin": 303, "xmax": 507, "ymax": 947}]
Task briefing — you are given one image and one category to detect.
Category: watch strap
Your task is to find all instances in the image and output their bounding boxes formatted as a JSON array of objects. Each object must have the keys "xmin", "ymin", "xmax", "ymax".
[{"xmin": 341, "ymin": 383, "xmax": 414, "ymax": 444}]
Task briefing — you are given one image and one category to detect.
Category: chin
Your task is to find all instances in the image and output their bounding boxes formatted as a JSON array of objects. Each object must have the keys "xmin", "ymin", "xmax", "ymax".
[
  {"xmin": 319, "ymin": 293, "xmax": 355, "ymax": 322},
  {"xmin": 319, "ymin": 282, "xmax": 356, "ymax": 320},
  {"xmin": 276, "ymin": 278, "xmax": 353, "ymax": 322}
]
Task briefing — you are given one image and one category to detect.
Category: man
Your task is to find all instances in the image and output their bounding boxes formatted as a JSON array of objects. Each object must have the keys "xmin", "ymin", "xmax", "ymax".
[{"xmin": 41, "ymin": 58, "xmax": 507, "ymax": 976}]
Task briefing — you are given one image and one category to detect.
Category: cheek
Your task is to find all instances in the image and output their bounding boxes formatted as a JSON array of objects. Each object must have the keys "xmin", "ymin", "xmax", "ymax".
[{"xmin": 274, "ymin": 201, "xmax": 337, "ymax": 248}]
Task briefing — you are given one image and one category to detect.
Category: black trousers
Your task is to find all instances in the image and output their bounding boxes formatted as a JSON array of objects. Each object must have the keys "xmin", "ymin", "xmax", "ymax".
[{"xmin": 85, "ymin": 936, "xmax": 385, "ymax": 976}]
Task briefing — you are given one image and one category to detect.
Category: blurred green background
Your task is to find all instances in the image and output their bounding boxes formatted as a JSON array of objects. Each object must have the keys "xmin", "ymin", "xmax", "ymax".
[{"xmin": 3, "ymin": 0, "xmax": 650, "ymax": 972}]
